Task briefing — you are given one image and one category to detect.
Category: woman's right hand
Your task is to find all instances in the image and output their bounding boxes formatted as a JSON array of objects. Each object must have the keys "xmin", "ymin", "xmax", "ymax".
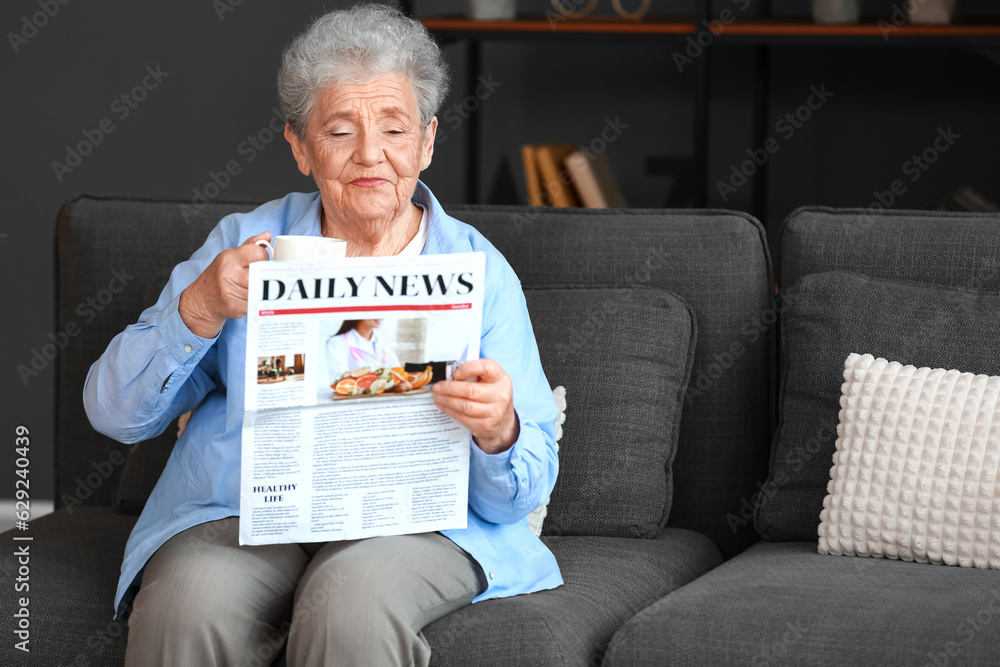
[{"xmin": 178, "ymin": 232, "xmax": 271, "ymax": 338}]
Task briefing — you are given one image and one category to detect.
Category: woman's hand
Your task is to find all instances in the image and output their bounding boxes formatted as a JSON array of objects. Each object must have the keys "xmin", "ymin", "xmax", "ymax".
[
  {"xmin": 179, "ymin": 232, "xmax": 271, "ymax": 338},
  {"xmin": 433, "ymin": 358, "xmax": 519, "ymax": 455}
]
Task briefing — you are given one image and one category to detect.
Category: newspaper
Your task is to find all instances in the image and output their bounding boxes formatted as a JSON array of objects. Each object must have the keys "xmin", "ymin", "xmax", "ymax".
[{"xmin": 239, "ymin": 252, "xmax": 485, "ymax": 546}]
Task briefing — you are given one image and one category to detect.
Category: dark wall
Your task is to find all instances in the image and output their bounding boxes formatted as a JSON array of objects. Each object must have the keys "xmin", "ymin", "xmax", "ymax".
[{"xmin": 3, "ymin": 0, "xmax": 998, "ymax": 502}]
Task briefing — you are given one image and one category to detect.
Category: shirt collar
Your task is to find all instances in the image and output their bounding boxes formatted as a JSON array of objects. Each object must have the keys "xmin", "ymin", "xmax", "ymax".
[
  {"xmin": 287, "ymin": 192, "xmax": 323, "ymax": 237},
  {"xmin": 412, "ymin": 180, "xmax": 469, "ymax": 256}
]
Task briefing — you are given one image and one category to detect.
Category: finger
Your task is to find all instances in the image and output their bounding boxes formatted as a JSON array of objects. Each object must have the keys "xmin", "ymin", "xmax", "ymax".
[
  {"xmin": 242, "ymin": 231, "xmax": 272, "ymax": 246},
  {"xmin": 232, "ymin": 241, "xmax": 271, "ymax": 266},
  {"xmin": 433, "ymin": 392, "xmax": 492, "ymax": 421},
  {"xmin": 433, "ymin": 379, "xmax": 487, "ymax": 401},
  {"xmin": 433, "ymin": 399, "xmax": 468, "ymax": 428},
  {"xmin": 240, "ymin": 232, "xmax": 273, "ymax": 263},
  {"xmin": 452, "ymin": 358, "xmax": 504, "ymax": 382}
]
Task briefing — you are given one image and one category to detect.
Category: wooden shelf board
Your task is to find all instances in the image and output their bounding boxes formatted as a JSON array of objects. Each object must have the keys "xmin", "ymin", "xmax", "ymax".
[
  {"xmin": 421, "ymin": 16, "xmax": 696, "ymax": 35},
  {"xmin": 423, "ymin": 15, "xmax": 1000, "ymax": 38},
  {"xmin": 716, "ymin": 19, "xmax": 1000, "ymax": 37}
]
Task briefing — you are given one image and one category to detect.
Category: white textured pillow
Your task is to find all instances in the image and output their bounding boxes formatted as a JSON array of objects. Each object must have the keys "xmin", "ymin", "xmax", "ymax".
[
  {"xmin": 528, "ymin": 386, "xmax": 566, "ymax": 538},
  {"xmin": 819, "ymin": 353, "xmax": 1000, "ymax": 568}
]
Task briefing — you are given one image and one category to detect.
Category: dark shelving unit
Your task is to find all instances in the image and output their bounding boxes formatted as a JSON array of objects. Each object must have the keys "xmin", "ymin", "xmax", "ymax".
[{"xmin": 421, "ymin": 8, "xmax": 1000, "ymax": 215}]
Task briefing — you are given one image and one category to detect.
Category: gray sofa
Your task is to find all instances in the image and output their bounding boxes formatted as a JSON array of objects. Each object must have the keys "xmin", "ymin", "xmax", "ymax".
[{"xmin": 4, "ymin": 196, "xmax": 997, "ymax": 665}]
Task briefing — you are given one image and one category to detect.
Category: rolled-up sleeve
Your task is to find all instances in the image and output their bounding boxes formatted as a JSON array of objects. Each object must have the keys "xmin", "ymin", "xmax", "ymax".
[{"xmin": 467, "ymin": 269, "xmax": 558, "ymax": 525}]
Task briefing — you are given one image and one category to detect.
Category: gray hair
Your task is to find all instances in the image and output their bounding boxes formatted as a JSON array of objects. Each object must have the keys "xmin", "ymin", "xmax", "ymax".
[{"xmin": 278, "ymin": 4, "xmax": 450, "ymax": 136}]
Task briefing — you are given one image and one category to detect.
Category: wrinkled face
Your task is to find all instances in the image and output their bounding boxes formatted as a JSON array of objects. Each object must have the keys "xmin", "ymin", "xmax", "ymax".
[{"xmin": 285, "ymin": 74, "xmax": 436, "ymax": 228}]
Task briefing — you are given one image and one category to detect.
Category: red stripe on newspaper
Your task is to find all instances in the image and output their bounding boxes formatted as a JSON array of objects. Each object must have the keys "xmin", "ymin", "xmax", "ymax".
[{"xmin": 259, "ymin": 303, "xmax": 472, "ymax": 316}]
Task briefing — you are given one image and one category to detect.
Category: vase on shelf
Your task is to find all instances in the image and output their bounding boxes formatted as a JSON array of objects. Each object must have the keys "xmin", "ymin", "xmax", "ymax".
[
  {"xmin": 812, "ymin": 0, "xmax": 860, "ymax": 23},
  {"xmin": 909, "ymin": 0, "xmax": 957, "ymax": 24},
  {"xmin": 467, "ymin": 0, "xmax": 516, "ymax": 20}
]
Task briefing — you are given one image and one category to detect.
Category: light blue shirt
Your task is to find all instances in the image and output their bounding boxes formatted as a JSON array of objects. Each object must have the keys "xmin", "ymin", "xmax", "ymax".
[{"xmin": 84, "ymin": 182, "xmax": 563, "ymax": 618}]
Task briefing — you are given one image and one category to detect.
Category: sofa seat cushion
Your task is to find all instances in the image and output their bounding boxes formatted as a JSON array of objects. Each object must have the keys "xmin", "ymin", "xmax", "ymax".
[
  {"xmin": 420, "ymin": 529, "xmax": 721, "ymax": 666},
  {"xmin": 1, "ymin": 507, "xmax": 136, "ymax": 664},
  {"xmin": 606, "ymin": 540, "xmax": 1000, "ymax": 666}
]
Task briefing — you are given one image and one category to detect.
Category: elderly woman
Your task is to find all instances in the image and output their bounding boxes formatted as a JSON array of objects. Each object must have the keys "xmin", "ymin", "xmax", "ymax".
[{"xmin": 83, "ymin": 5, "xmax": 560, "ymax": 666}]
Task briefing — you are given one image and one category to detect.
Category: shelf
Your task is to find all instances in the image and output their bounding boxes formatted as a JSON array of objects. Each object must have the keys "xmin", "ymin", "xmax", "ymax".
[
  {"xmin": 423, "ymin": 16, "xmax": 1000, "ymax": 46},
  {"xmin": 423, "ymin": 10, "xmax": 1000, "ymax": 206},
  {"xmin": 421, "ymin": 15, "xmax": 695, "ymax": 37},
  {"xmin": 714, "ymin": 17, "xmax": 1000, "ymax": 46},
  {"xmin": 720, "ymin": 19, "xmax": 1000, "ymax": 37}
]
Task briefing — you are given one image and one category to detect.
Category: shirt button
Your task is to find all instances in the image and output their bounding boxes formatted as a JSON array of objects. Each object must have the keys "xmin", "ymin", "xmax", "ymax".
[
  {"xmin": 161, "ymin": 387, "xmax": 169, "ymax": 393},
  {"xmin": 184, "ymin": 345, "xmax": 193, "ymax": 353},
  {"xmin": 489, "ymin": 572, "xmax": 495, "ymax": 580}
]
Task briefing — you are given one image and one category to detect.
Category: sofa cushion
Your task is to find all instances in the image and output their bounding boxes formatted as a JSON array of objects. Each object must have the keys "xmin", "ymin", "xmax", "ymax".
[
  {"xmin": 0, "ymin": 508, "xmax": 137, "ymax": 664},
  {"xmin": 57, "ymin": 197, "xmax": 258, "ymax": 508},
  {"xmin": 524, "ymin": 288, "xmax": 697, "ymax": 538},
  {"xmin": 423, "ymin": 529, "xmax": 722, "ymax": 666},
  {"xmin": 756, "ymin": 271, "xmax": 1000, "ymax": 541},
  {"xmin": 820, "ymin": 353, "xmax": 1000, "ymax": 569},
  {"xmin": 443, "ymin": 206, "xmax": 775, "ymax": 557},
  {"xmin": 605, "ymin": 540, "xmax": 1000, "ymax": 666}
]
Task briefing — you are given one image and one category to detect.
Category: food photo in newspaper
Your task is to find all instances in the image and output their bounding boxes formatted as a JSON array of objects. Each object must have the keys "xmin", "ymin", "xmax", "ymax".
[{"xmin": 240, "ymin": 252, "xmax": 485, "ymax": 546}]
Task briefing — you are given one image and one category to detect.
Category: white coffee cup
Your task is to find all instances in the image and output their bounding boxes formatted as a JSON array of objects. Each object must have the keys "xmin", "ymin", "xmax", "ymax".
[{"xmin": 256, "ymin": 235, "xmax": 347, "ymax": 262}]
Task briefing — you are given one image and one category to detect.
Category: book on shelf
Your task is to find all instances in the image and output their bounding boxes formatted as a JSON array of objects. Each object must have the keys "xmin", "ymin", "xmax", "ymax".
[
  {"xmin": 564, "ymin": 150, "xmax": 627, "ymax": 209},
  {"xmin": 521, "ymin": 144, "xmax": 547, "ymax": 206},
  {"xmin": 534, "ymin": 143, "xmax": 581, "ymax": 208},
  {"xmin": 521, "ymin": 142, "xmax": 626, "ymax": 209}
]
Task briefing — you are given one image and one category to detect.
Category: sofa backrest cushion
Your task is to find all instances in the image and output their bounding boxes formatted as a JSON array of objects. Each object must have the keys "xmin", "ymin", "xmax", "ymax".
[
  {"xmin": 59, "ymin": 198, "xmax": 774, "ymax": 558},
  {"xmin": 756, "ymin": 207, "xmax": 1000, "ymax": 542},
  {"xmin": 56, "ymin": 197, "xmax": 256, "ymax": 510},
  {"xmin": 524, "ymin": 287, "xmax": 696, "ymax": 538},
  {"xmin": 447, "ymin": 206, "xmax": 774, "ymax": 557}
]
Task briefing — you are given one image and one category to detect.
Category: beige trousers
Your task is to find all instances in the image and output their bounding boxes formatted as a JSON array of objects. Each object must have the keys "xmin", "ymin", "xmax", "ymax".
[{"xmin": 124, "ymin": 517, "xmax": 486, "ymax": 667}]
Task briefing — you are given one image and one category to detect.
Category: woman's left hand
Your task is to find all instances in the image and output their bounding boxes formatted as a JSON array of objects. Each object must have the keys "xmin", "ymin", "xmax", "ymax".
[{"xmin": 433, "ymin": 358, "xmax": 519, "ymax": 455}]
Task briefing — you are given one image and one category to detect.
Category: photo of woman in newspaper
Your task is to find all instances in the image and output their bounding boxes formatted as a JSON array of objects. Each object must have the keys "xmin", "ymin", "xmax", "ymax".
[
  {"xmin": 326, "ymin": 319, "xmax": 400, "ymax": 370},
  {"xmin": 323, "ymin": 316, "xmax": 457, "ymax": 400}
]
